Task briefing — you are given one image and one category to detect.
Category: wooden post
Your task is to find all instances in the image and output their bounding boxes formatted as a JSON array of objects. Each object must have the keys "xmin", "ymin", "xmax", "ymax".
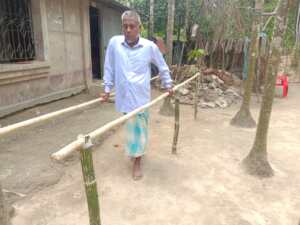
[
  {"xmin": 172, "ymin": 93, "xmax": 180, "ymax": 154},
  {"xmin": 194, "ymin": 74, "xmax": 200, "ymax": 120},
  {"xmin": 79, "ymin": 135, "xmax": 101, "ymax": 225}
]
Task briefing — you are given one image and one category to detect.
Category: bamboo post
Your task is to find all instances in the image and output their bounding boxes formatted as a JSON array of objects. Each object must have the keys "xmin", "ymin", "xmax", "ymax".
[
  {"xmin": 194, "ymin": 74, "xmax": 200, "ymax": 120},
  {"xmin": 79, "ymin": 135, "xmax": 101, "ymax": 225},
  {"xmin": 172, "ymin": 93, "xmax": 180, "ymax": 154}
]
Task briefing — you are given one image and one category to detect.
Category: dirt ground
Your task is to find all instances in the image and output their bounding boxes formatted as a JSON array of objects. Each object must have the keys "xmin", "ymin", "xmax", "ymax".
[{"xmin": 1, "ymin": 85, "xmax": 300, "ymax": 225}]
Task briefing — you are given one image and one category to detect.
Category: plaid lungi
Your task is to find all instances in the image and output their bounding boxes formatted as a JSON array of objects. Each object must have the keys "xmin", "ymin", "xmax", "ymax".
[{"xmin": 125, "ymin": 111, "xmax": 149, "ymax": 157}]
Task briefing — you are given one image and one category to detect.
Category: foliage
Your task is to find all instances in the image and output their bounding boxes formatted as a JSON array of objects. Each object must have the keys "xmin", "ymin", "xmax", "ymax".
[
  {"xmin": 187, "ymin": 48, "xmax": 206, "ymax": 62},
  {"xmin": 116, "ymin": 0, "xmax": 298, "ymax": 51}
]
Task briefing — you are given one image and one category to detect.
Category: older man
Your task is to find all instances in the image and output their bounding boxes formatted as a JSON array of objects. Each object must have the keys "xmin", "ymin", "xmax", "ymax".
[{"xmin": 102, "ymin": 10, "xmax": 173, "ymax": 180}]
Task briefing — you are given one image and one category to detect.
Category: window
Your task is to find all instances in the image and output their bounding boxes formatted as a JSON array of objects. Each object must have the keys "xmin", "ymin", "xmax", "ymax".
[{"xmin": 0, "ymin": 0, "xmax": 36, "ymax": 63}]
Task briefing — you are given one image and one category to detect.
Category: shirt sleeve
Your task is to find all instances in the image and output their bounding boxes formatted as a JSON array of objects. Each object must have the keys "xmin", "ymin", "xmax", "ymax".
[
  {"xmin": 150, "ymin": 44, "xmax": 173, "ymax": 89},
  {"xmin": 103, "ymin": 38, "xmax": 115, "ymax": 93}
]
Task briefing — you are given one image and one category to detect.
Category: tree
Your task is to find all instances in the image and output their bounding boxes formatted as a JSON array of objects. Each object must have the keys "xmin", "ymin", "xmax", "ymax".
[
  {"xmin": 291, "ymin": 0, "xmax": 300, "ymax": 74},
  {"xmin": 0, "ymin": 184, "xmax": 10, "ymax": 225},
  {"xmin": 230, "ymin": 0, "xmax": 264, "ymax": 128},
  {"xmin": 166, "ymin": 0, "xmax": 175, "ymax": 65},
  {"xmin": 242, "ymin": 0, "xmax": 290, "ymax": 177},
  {"xmin": 184, "ymin": 0, "xmax": 191, "ymax": 36},
  {"xmin": 158, "ymin": 0, "xmax": 175, "ymax": 117},
  {"xmin": 296, "ymin": 1, "xmax": 300, "ymax": 45},
  {"xmin": 149, "ymin": 0, "xmax": 154, "ymax": 38}
]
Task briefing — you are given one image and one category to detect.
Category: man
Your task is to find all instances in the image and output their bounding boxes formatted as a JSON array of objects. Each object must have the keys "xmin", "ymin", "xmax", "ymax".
[{"xmin": 102, "ymin": 10, "xmax": 173, "ymax": 180}]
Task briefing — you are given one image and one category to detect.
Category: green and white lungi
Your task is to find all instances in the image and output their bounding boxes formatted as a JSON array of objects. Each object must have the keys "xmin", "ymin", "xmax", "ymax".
[{"xmin": 125, "ymin": 111, "xmax": 149, "ymax": 157}]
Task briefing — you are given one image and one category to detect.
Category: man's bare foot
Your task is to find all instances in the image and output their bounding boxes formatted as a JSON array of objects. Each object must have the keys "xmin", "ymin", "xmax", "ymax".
[{"xmin": 132, "ymin": 157, "xmax": 143, "ymax": 181}]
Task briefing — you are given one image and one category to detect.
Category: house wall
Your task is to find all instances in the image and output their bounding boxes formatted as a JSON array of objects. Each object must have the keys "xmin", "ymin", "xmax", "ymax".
[
  {"xmin": 0, "ymin": 0, "xmax": 127, "ymax": 118},
  {"xmin": 101, "ymin": 5, "xmax": 123, "ymax": 49},
  {"xmin": 0, "ymin": 0, "xmax": 92, "ymax": 117},
  {"xmin": 96, "ymin": 2, "xmax": 123, "ymax": 78}
]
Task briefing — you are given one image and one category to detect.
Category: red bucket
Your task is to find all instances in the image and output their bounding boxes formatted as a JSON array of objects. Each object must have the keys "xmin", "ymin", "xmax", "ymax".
[{"xmin": 275, "ymin": 74, "xmax": 288, "ymax": 98}]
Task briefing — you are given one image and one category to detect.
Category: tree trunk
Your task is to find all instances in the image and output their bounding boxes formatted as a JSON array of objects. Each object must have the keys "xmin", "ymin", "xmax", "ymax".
[
  {"xmin": 0, "ymin": 184, "xmax": 10, "ymax": 225},
  {"xmin": 166, "ymin": 0, "xmax": 175, "ymax": 65},
  {"xmin": 160, "ymin": 0, "xmax": 175, "ymax": 116},
  {"xmin": 230, "ymin": 0, "xmax": 263, "ymax": 128},
  {"xmin": 295, "ymin": 0, "xmax": 300, "ymax": 45},
  {"xmin": 243, "ymin": 0, "xmax": 290, "ymax": 177},
  {"xmin": 149, "ymin": 0, "xmax": 154, "ymax": 38},
  {"xmin": 184, "ymin": 0, "xmax": 191, "ymax": 38},
  {"xmin": 293, "ymin": 1, "xmax": 300, "ymax": 77}
]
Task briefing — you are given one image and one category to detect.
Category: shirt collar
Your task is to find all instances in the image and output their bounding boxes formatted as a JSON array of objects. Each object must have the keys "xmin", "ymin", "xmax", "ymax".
[{"xmin": 122, "ymin": 36, "xmax": 143, "ymax": 49}]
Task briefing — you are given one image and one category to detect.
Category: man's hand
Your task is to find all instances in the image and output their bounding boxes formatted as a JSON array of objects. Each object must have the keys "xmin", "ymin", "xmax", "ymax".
[
  {"xmin": 167, "ymin": 88, "xmax": 174, "ymax": 96},
  {"xmin": 101, "ymin": 92, "xmax": 110, "ymax": 102}
]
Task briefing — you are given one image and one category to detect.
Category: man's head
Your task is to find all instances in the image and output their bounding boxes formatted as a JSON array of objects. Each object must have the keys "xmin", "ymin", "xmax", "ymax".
[{"xmin": 121, "ymin": 10, "xmax": 141, "ymax": 44}]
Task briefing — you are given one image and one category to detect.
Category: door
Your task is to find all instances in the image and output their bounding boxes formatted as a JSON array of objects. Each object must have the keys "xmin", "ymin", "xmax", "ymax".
[{"xmin": 89, "ymin": 6, "xmax": 101, "ymax": 79}]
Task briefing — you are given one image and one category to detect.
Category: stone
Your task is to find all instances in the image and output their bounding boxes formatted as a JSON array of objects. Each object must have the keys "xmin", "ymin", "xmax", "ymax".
[
  {"xmin": 215, "ymin": 97, "xmax": 228, "ymax": 108},
  {"xmin": 199, "ymin": 102, "xmax": 216, "ymax": 108},
  {"xmin": 216, "ymin": 88, "xmax": 224, "ymax": 96},
  {"xmin": 203, "ymin": 76, "xmax": 213, "ymax": 83},
  {"xmin": 208, "ymin": 81, "xmax": 217, "ymax": 89},
  {"xmin": 178, "ymin": 87, "xmax": 190, "ymax": 96},
  {"xmin": 204, "ymin": 90, "xmax": 219, "ymax": 102},
  {"xmin": 215, "ymin": 77, "xmax": 225, "ymax": 84},
  {"xmin": 211, "ymin": 75, "xmax": 218, "ymax": 80},
  {"xmin": 224, "ymin": 96, "xmax": 234, "ymax": 106},
  {"xmin": 225, "ymin": 88, "xmax": 240, "ymax": 97}
]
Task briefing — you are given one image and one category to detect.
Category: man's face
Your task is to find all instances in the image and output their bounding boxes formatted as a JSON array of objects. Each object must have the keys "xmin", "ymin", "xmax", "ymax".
[{"xmin": 122, "ymin": 17, "xmax": 140, "ymax": 43}]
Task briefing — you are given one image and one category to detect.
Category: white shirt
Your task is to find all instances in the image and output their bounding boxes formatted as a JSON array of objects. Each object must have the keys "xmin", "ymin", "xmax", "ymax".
[{"xmin": 103, "ymin": 35, "xmax": 173, "ymax": 113}]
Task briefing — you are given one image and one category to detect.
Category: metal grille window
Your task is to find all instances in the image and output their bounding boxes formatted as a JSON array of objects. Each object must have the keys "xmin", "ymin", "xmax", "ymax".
[{"xmin": 0, "ymin": 0, "xmax": 35, "ymax": 63}]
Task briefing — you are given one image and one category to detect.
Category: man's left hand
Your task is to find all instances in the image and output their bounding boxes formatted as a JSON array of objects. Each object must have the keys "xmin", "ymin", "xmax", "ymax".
[{"xmin": 167, "ymin": 88, "xmax": 174, "ymax": 96}]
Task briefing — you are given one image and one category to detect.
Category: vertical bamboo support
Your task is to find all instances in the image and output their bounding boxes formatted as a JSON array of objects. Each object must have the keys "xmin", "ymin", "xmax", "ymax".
[
  {"xmin": 194, "ymin": 74, "xmax": 200, "ymax": 120},
  {"xmin": 79, "ymin": 135, "xmax": 101, "ymax": 225},
  {"xmin": 172, "ymin": 93, "xmax": 180, "ymax": 154}
]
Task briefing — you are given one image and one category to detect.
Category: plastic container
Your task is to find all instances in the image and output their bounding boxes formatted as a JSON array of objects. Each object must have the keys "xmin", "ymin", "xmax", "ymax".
[{"xmin": 275, "ymin": 74, "xmax": 288, "ymax": 98}]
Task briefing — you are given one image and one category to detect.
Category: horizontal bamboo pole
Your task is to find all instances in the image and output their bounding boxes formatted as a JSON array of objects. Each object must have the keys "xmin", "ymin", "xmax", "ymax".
[
  {"xmin": 0, "ymin": 76, "xmax": 159, "ymax": 136},
  {"xmin": 51, "ymin": 73, "xmax": 200, "ymax": 161}
]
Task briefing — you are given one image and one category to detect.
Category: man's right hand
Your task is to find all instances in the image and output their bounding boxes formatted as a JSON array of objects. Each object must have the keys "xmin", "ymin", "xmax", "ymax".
[{"xmin": 101, "ymin": 92, "xmax": 110, "ymax": 102}]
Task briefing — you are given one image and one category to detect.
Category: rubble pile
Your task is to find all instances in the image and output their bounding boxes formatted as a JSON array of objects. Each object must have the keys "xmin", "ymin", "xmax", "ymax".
[
  {"xmin": 178, "ymin": 74, "xmax": 242, "ymax": 108},
  {"xmin": 152, "ymin": 65, "xmax": 242, "ymax": 109}
]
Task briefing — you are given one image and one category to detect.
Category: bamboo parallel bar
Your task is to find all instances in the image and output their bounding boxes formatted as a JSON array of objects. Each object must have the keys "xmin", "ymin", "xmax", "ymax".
[
  {"xmin": 51, "ymin": 73, "xmax": 200, "ymax": 161},
  {"xmin": 0, "ymin": 99, "xmax": 102, "ymax": 136},
  {"xmin": 79, "ymin": 135, "xmax": 101, "ymax": 225},
  {"xmin": 172, "ymin": 94, "xmax": 180, "ymax": 154},
  {"xmin": 0, "ymin": 76, "xmax": 159, "ymax": 136}
]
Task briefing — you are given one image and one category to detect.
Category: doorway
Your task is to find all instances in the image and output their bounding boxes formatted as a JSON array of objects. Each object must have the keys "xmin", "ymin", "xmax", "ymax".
[{"xmin": 89, "ymin": 6, "xmax": 101, "ymax": 79}]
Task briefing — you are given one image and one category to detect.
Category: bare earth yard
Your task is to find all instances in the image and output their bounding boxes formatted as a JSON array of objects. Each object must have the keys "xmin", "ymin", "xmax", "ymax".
[{"xmin": 1, "ymin": 86, "xmax": 300, "ymax": 225}]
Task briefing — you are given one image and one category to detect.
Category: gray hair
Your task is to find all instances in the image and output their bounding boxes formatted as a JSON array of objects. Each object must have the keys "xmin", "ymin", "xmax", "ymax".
[{"xmin": 121, "ymin": 10, "xmax": 141, "ymax": 25}]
